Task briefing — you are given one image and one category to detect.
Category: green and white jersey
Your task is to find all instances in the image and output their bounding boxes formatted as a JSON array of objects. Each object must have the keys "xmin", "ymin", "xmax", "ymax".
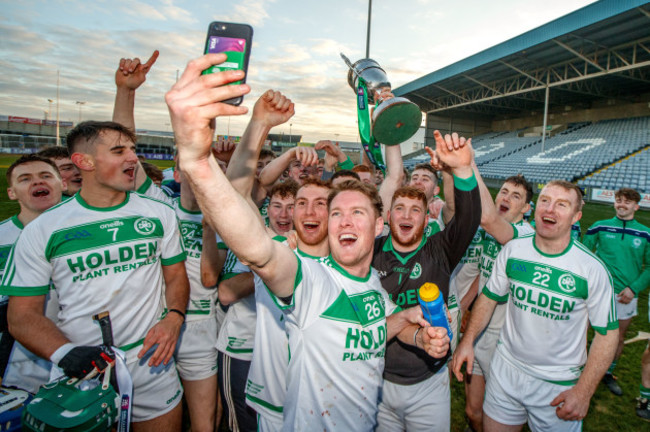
[
  {"xmin": 137, "ymin": 176, "xmax": 174, "ymax": 205},
  {"xmin": 216, "ymin": 250, "xmax": 255, "ymax": 361},
  {"xmin": 0, "ymin": 193, "xmax": 186, "ymax": 363},
  {"xmin": 583, "ymin": 216, "xmax": 650, "ymax": 296},
  {"xmin": 478, "ymin": 221, "xmax": 534, "ymax": 331},
  {"xmin": 0, "ymin": 216, "xmax": 23, "ymax": 284},
  {"xmin": 174, "ymin": 198, "xmax": 216, "ymax": 320},
  {"xmin": 246, "ymin": 249, "xmax": 325, "ymax": 423},
  {"xmin": 0, "ymin": 216, "xmax": 55, "ymax": 393},
  {"xmin": 276, "ymin": 255, "xmax": 398, "ymax": 431},
  {"xmin": 449, "ymin": 228, "xmax": 483, "ymax": 302},
  {"xmin": 484, "ymin": 235, "xmax": 618, "ymax": 384},
  {"xmin": 217, "ymin": 236, "xmax": 286, "ymax": 361}
]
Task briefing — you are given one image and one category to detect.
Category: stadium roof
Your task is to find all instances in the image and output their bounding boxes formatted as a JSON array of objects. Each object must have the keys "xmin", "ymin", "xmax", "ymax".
[{"xmin": 394, "ymin": 0, "xmax": 650, "ymax": 118}]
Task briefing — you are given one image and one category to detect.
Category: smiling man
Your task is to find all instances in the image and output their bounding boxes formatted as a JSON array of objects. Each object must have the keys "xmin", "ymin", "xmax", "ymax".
[
  {"xmin": 583, "ymin": 188, "xmax": 650, "ymax": 397},
  {"xmin": 453, "ymin": 180, "xmax": 618, "ymax": 432},
  {"xmin": 461, "ymin": 173, "xmax": 535, "ymax": 432},
  {"xmin": 372, "ymin": 131, "xmax": 481, "ymax": 432},
  {"xmin": 0, "ymin": 155, "xmax": 65, "ymax": 393},
  {"xmin": 166, "ymin": 53, "xmax": 451, "ymax": 431},
  {"xmin": 0, "ymin": 121, "xmax": 190, "ymax": 431}
]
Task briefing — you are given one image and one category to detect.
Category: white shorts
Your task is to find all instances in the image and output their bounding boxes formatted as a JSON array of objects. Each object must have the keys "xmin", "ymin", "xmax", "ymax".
[
  {"xmin": 615, "ymin": 296, "xmax": 637, "ymax": 320},
  {"xmin": 484, "ymin": 349, "xmax": 581, "ymax": 432},
  {"xmin": 175, "ymin": 317, "xmax": 218, "ymax": 381},
  {"xmin": 472, "ymin": 327, "xmax": 499, "ymax": 378},
  {"xmin": 129, "ymin": 348, "xmax": 184, "ymax": 423},
  {"xmin": 376, "ymin": 366, "xmax": 450, "ymax": 432}
]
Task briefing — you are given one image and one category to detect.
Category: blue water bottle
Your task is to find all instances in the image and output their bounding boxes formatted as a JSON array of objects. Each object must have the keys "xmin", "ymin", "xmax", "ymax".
[{"xmin": 417, "ymin": 283, "xmax": 453, "ymax": 341}]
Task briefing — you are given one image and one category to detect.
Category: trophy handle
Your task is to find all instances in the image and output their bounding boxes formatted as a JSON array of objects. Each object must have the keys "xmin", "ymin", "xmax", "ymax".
[{"xmin": 340, "ymin": 53, "xmax": 359, "ymax": 77}]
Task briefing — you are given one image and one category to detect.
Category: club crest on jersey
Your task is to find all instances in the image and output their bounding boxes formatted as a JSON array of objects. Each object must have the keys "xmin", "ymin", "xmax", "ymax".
[
  {"xmin": 558, "ymin": 273, "xmax": 576, "ymax": 293},
  {"xmin": 473, "ymin": 231, "xmax": 481, "ymax": 243},
  {"xmin": 134, "ymin": 217, "xmax": 155, "ymax": 235},
  {"xmin": 409, "ymin": 263, "xmax": 422, "ymax": 279},
  {"xmin": 633, "ymin": 238, "xmax": 642, "ymax": 248}
]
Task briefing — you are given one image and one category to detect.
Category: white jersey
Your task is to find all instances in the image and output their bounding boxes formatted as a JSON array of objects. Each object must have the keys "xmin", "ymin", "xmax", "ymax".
[
  {"xmin": 484, "ymin": 234, "xmax": 617, "ymax": 383},
  {"xmin": 138, "ymin": 176, "xmax": 174, "ymax": 205},
  {"xmin": 478, "ymin": 221, "xmax": 534, "ymax": 331},
  {"xmin": 278, "ymin": 255, "xmax": 397, "ymax": 432},
  {"xmin": 0, "ymin": 216, "xmax": 55, "ymax": 393},
  {"xmin": 215, "ymin": 250, "xmax": 256, "ymax": 361},
  {"xmin": 246, "ymin": 249, "xmax": 325, "ymax": 423},
  {"xmin": 174, "ymin": 198, "xmax": 217, "ymax": 320},
  {"xmin": 449, "ymin": 228, "xmax": 483, "ymax": 303},
  {"xmin": 0, "ymin": 193, "xmax": 186, "ymax": 363}
]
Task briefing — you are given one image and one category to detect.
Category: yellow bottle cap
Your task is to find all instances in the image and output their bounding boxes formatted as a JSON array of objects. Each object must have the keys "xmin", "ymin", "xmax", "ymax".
[{"xmin": 419, "ymin": 283, "xmax": 440, "ymax": 302}]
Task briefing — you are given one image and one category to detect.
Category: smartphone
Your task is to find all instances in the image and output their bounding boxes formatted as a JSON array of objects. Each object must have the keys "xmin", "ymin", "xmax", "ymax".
[{"xmin": 202, "ymin": 21, "xmax": 253, "ymax": 106}]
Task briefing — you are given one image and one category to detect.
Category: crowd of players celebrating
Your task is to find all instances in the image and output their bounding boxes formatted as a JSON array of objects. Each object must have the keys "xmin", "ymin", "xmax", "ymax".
[{"xmin": 0, "ymin": 50, "xmax": 648, "ymax": 432}]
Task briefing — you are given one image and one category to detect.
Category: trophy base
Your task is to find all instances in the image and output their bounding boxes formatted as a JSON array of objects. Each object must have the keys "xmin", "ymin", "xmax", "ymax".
[{"xmin": 372, "ymin": 97, "xmax": 422, "ymax": 146}]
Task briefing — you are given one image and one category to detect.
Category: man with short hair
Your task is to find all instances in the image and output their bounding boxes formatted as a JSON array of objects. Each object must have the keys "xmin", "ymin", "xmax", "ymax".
[
  {"xmin": 461, "ymin": 173, "xmax": 535, "ymax": 432},
  {"xmin": 353, "ymin": 164, "xmax": 374, "ymax": 186},
  {"xmin": 0, "ymin": 155, "xmax": 65, "ymax": 393},
  {"xmin": 583, "ymin": 187, "xmax": 650, "ymax": 396},
  {"xmin": 1, "ymin": 121, "xmax": 190, "ymax": 431},
  {"xmin": 408, "ymin": 163, "xmax": 448, "ymax": 236},
  {"xmin": 453, "ymin": 180, "xmax": 619, "ymax": 432},
  {"xmin": 330, "ymin": 169, "xmax": 360, "ymax": 186},
  {"xmin": 372, "ymin": 131, "xmax": 481, "ymax": 432},
  {"xmin": 37, "ymin": 146, "xmax": 82, "ymax": 196},
  {"xmin": 166, "ymin": 53, "xmax": 451, "ymax": 431}
]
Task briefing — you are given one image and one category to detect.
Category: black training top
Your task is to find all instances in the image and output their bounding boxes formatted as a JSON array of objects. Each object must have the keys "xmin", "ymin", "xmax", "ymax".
[{"xmin": 373, "ymin": 174, "xmax": 481, "ymax": 385}]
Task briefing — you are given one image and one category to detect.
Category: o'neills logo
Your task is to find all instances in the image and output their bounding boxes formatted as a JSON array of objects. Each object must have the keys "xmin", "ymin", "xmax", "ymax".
[
  {"xmin": 100, "ymin": 220, "xmax": 124, "ymax": 229},
  {"xmin": 134, "ymin": 218, "xmax": 155, "ymax": 235}
]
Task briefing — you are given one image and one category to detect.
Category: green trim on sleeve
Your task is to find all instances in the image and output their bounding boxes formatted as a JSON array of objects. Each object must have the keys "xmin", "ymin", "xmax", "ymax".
[
  {"xmin": 337, "ymin": 157, "xmax": 354, "ymax": 171},
  {"xmin": 137, "ymin": 176, "xmax": 153, "ymax": 194},
  {"xmin": 0, "ymin": 285, "xmax": 51, "ymax": 296},
  {"xmin": 161, "ymin": 252, "xmax": 186, "ymax": 266},
  {"xmin": 592, "ymin": 323, "xmax": 617, "ymax": 336},
  {"xmin": 481, "ymin": 286, "xmax": 508, "ymax": 302},
  {"xmin": 390, "ymin": 305, "xmax": 403, "ymax": 314},
  {"xmin": 245, "ymin": 394, "xmax": 283, "ymax": 413},
  {"xmin": 452, "ymin": 173, "xmax": 477, "ymax": 191},
  {"xmin": 217, "ymin": 242, "xmax": 227, "ymax": 250}
]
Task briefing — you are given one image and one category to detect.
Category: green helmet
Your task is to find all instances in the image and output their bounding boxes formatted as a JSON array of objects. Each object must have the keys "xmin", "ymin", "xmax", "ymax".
[{"xmin": 22, "ymin": 372, "xmax": 118, "ymax": 432}]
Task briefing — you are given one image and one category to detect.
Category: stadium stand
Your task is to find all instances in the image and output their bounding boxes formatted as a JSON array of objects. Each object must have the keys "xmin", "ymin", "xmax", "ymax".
[
  {"xmin": 476, "ymin": 117, "xmax": 650, "ymax": 185},
  {"xmin": 579, "ymin": 145, "xmax": 650, "ymax": 193}
]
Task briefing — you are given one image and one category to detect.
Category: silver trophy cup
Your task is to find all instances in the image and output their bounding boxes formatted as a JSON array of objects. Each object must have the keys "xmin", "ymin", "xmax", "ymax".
[{"xmin": 341, "ymin": 54, "xmax": 421, "ymax": 146}]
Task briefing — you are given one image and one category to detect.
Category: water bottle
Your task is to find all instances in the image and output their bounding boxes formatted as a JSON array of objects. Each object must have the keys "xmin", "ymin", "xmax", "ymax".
[{"xmin": 417, "ymin": 283, "xmax": 453, "ymax": 341}]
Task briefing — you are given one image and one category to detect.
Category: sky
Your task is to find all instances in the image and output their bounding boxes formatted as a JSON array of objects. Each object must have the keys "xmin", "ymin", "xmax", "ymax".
[{"xmin": 0, "ymin": 0, "xmax": 597, "ymax": 142}]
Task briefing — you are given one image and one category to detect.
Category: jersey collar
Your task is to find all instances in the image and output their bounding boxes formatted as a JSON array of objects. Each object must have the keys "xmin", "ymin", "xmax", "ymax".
[
  {"xmin": 382, "ymin": 233, "xmax": 427, "ymax": 265},
  {"xmin": 326, "ymin": 254, "xmax": 371, "ymax": 282}
]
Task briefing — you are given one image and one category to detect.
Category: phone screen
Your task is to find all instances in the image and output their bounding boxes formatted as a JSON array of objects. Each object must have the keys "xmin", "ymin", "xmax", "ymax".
[{"xmin": 203, "ymin": 36, "xmax": 246, "ymax": 83}]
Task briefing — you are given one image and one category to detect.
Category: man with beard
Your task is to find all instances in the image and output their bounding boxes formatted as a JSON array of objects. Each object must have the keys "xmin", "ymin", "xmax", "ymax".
[
  {"xmin": 246, "ymin": 178, "xmax": 331, "ymax": 431},
  {"xmin": 372, "ymin": 131, "xmax": 482, "ymax": 432}
]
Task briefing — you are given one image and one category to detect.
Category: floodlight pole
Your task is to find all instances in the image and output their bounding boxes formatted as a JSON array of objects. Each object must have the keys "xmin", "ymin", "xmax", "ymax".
[
  {"xmin": 56, "ymin": 70, "xmax": 60, "ymax": 146},
  {"xmin": 366, "ymin": 0, "xmax": 372, "ymax": 58}
]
